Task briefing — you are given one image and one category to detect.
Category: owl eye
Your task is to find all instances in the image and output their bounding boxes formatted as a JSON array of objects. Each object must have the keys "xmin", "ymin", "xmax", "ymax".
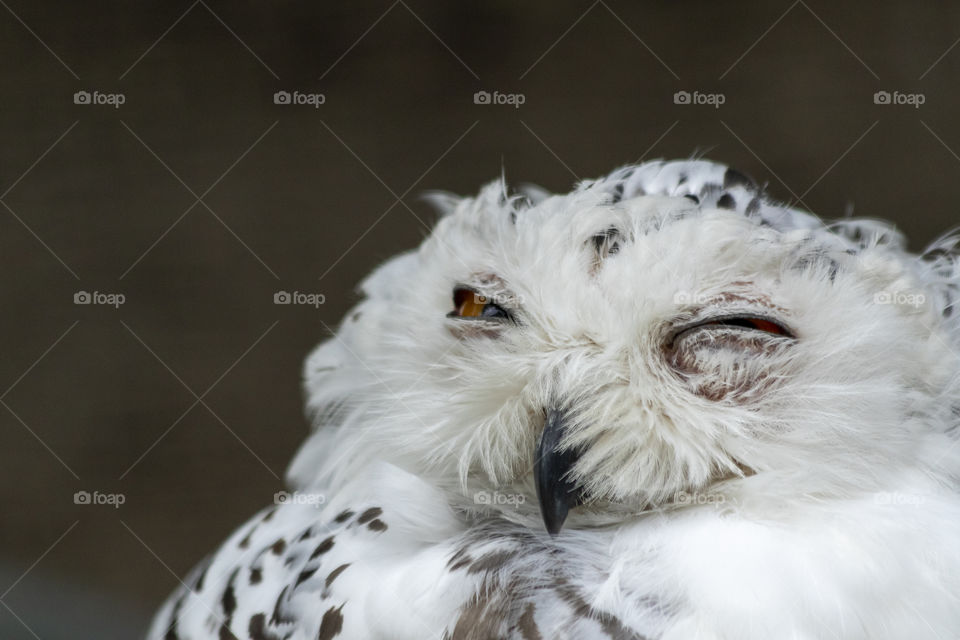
[
  {"xmin": 448, "ymin": 287, "xmax": 511, "ymax": 320},
  {"xmin": 698, "ymin": 316, "xmax": 791, "ymax": 336},
  {"xmin": 674, "ymin": 314, "xmax": 794, "ymax": 342}
]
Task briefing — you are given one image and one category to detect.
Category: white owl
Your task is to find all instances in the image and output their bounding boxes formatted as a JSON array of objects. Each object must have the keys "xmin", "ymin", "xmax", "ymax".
[{"xmin": 147, "ymin": 159, "xmax": 960, "ymax": 640}]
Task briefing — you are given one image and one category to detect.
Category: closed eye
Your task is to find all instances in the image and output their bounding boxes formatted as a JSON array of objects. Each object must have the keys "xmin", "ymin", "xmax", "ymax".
[
  {"xmin": 671, "ymin": 314, "xmax": 794, "ymax": 345},
  {"xmin": 698, "ymin": 316, "xmax": 791, "ymax": 336}
]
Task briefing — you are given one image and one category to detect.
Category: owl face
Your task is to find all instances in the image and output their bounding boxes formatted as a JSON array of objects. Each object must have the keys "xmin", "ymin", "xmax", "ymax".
[{"xmin": 304, "ymin": 177, "xmax": 959, "ymax": 533}]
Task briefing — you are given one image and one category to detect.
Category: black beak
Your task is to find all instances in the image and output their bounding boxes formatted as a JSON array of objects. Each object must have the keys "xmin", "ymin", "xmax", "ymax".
[{"xmin": 534, "ymin": 409, "xmax": 585, "ymax": 535}]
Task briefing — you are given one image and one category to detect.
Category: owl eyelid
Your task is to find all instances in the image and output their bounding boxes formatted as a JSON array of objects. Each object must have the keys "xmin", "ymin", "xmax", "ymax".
[{"xmin": 670, "ymin": 313, "xmax": 795, "ymax": 345}]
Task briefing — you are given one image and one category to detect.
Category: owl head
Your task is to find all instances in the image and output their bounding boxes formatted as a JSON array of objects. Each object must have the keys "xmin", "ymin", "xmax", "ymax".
[{"xmin": 290, "ymin": 160, "xmax": 960, "ymax": 533}]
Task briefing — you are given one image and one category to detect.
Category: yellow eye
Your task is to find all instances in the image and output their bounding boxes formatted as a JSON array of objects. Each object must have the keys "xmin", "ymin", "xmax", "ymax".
[
  {"xmin": 455, "ymin": 290, "xmax": 487, "ymax": 317},
  {"xmin": 449, "ymin": 287, "xmax": 510, "ymax": 320}
]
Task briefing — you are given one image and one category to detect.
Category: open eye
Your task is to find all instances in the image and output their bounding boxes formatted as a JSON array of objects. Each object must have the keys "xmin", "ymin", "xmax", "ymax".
[{"xmin": 448, "ymin": 287, "xmax": 511, "ymax": 320}]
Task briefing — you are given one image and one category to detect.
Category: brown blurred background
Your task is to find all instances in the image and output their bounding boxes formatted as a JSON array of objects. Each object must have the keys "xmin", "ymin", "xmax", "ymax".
[{"xmin": 1, "ymin": 1, "xmax": 958, "ymax": 637}]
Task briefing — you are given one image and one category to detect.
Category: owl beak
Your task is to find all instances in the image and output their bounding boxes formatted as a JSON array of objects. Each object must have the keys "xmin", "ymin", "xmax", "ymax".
[{"xmin": 534, "ymin": 408, "xmax": 585, "ymax": 535}]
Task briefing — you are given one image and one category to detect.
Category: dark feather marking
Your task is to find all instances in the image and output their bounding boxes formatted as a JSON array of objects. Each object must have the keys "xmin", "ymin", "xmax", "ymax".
[
  {"xmin": 317, "ymin": 604, "xmax": 345, "ymax": 640},
  {"xmin": 448, "ymin": 590, "xmax": 494, "ymax": 640},
  {"xmin": 262, "ymin": 508, "xmax": 277, "ymax": 522},
  {"xmin": 356, "ymin": 507, "xmax": 383, "ymax": 524},
  {"xmin": 684, "ymin": 194, "xmax": 699, "ymax": 205},
  {"xmin": 745, "ymin": 198, "xmax": 761, "ymax": 215},
  {"xmin": 295, "ymin": 566, "xmax": 318, "ymax": 588},
  {"xmin": 310, "ymin": 536, "xmax": 335, "ymax": 559},
  {"xmin": 239, "ymin": 526, "xmax": 257, "ymax": 549},
  {"xmin": 467, "ymin": 549, "xmax": 518, "ymax": 574},
  {"xmin": 517, "ymin": 603, "xmax": 542, "ymax": 640},
  {"xmin": 701, "ymin": 183, "xmax": 722, "ymax": 198},
  {"xmin": 610, "ymin": 182, "xmax": 625, "ymax": 203},
  {"xmin": 367, "ymin": 518, "xmax": 388, "ymax": 532},
  {"xmin": 193, "ymin": 556, "xmax": 211, "ymax": 592},
  {"xmin": 723, "ymin": 167, "xmax": 756, "ymax": 190},
  {"xmin": 555, "ymin": 581, "xmax": 646, "ymax": 639},
  {"xmin": 791, "ymin": 249, "xmax": 841, "ymax": 281},
  {"xmin": 249, "ymin": 614, "xmax": 266, "ymax": 639},
  {"xmin": 250, "ymin": 567, "xmax": 262, "ymax": 585},
  {"xmin": 270, "ymin": 539, "xmax": 287, "ymax": 556},
  {"xmin": 248, "ymin": 613, "xmax": 285, "ymax": 640},
  {"xmin": 716, "ymin": 193, "xmax": 736, "ymax": 210},
  {"xmin": 270, "ymin": 586, "xmax": 294, "ymax": 626},
  {"xmin": 449, "ymin": 557, "xmax": 472, "ymax": 572},
  {"xmin": 447, "ymin": 548, "xmax": 472, "ymax": 571},
  {"xmin": 325, "ymin": 563, "xmax": 351, "ymax": 589},
  {"xmin": 222, "ymin": 568, "xmax": 240, "ymax": 617},
  {"xmin": 218, "ymin": 568, "xmax": 242, "ymax": 640},
  {"xmin": 164, "ymin": 622, "xmax": 180, "ymax": 640},
  {"xmin": 333, "ymin": 510, "xmax": 354, "ymax": 524},
  {"xmin": 218, "ymin": 624, "xmax": 240, "ymax": 640},
  {"xmin": 591, "ymin": 228, "xmax": 620, "ymax": 255}
]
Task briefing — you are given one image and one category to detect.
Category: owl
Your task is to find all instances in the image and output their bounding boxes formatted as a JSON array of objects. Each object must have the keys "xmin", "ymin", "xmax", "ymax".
[{"xmin": 147, "ymin": 159, "xmax": 960, "ymax": 640}]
